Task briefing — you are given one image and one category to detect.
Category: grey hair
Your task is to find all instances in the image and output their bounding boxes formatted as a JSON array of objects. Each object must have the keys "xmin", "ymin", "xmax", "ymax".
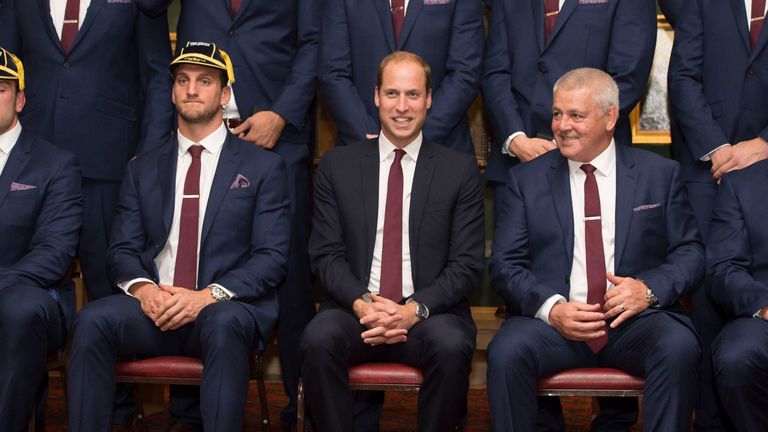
[{"xmin": 553, "ymin": 68, "xmax": 619, "ymax": 115}]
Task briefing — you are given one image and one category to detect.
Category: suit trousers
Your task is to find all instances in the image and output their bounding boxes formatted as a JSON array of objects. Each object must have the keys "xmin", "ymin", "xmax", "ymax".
[
  {"xmin": 712, "ymin": 317, "xmax": 768, "ymax": 431},
  {"xmin": 0, "ymin": 285, "xmax": 64, "ymax": 432},
  {"xmin": 299, "ymin": 308, "xmax": 476, "ymax": 432},
  {"xmin": 487, "ymin": 312, "xmax": 699, "ymax": 432},
  {"xmin": 67, "ymin": 295, "xmax": 261, "ymax": 432}
]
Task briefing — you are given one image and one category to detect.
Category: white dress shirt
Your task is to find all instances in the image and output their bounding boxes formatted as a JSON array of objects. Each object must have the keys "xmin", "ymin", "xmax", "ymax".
[
  {"xmin": 50, "ymin": 0, "xmax": 91, "ymax": 39},
  {"xmin": 535, "ymin": 141, "xmax": 617, "ymax": 324},
  {"xmin": 119, "ymin": 124, "xmax": 234, "ymax": 297},
  {"xmin": 0, "ymin": 122, "xmax": 22, "ymax": 176},
  {"xmin": 367, "ymin": 132, "xmax": 421, "ymax": 299}
]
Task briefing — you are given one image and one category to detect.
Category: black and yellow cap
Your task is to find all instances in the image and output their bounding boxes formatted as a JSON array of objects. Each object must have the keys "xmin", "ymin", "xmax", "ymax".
[
  {"xmin": 170, "ymin": 41, "xmax": 235, "ymax": 84},
  {"xmin": 0, "ymin": 47, "xmax": 24, "ymax": 91}
]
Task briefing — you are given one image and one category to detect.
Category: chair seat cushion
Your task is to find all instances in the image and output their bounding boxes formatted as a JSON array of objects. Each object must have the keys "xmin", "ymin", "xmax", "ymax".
[
  {"xmin": 115, "ymin": 356, "xmax": 203, "ymax": 379},
  {"xmin": 348, "ymin": 363, "xmax": 424, "ymax": 386},
  {"xmin": 537, "ymin": 368, "xmax": 644, "ymax": 391}
]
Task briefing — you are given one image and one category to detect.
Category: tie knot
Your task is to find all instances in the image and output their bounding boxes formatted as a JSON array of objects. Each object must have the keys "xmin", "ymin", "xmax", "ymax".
[
  {"xmin": 580, "ymin": 163, "xmax": 596, "ymax": 175},
  {"xmin": 393, "ymin": 148, "xmax": 406, "ymax": 163},
  {"xmin": 188, "ymin": 145, "xmax": 204, "ymax": 159}
]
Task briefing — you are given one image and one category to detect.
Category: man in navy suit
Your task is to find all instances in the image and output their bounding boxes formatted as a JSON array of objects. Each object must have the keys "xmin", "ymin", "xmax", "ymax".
[
  {"xmin": 66, "ymin": 42, "xmax": 291, "ymax": 432},
  {"xmin": 300, "ymin": 51, "xmax": 485, "ymax": 432},
  {"xmin": 0, "ymin": 47, "xmax": 82, "ymax": 432},
  {"xmin": 320, "ymin": 0, "xmax": 484, "ymax": 154},
  {"xmin": 481, "ymin": 0, "xmax": 656, "ymax": 219},
  {"xmin": 668, "ymin": 2, "xmax": 768, "ymax": 428},
  {"xmin": 707, "ymin": 160, "xmax": 768, "ymax": 431},
  {"xmin": 0, "ymin": 0, "xmax": 174, "ymax": 301},
  {"xmin": 487, "ymin": 68, "xmax": 703, "ymax": 431}
]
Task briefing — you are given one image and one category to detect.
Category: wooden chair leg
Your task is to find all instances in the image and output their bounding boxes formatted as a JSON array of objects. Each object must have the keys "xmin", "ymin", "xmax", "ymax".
[
  {"xmin": 297, "ymin": 378, "xmax": 305, "ymax": 432},
  {"xmin": 255, "ymin": 353, "xmax": 270, "ymax": 432},
  {"xmin": 132, "ymin": 384, "xmax": 148, "ymax": 432}
]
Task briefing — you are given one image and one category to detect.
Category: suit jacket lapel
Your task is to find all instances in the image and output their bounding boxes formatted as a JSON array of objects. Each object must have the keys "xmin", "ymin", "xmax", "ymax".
[
  {"xmin": 532, "ymin": 0, "xmax": 545, "ymax": 53},
  {"xmin": 398, "ymin": 0, "xmax": 424, "ymax": 49},
  {"xmin": 545, "ymin": 0, "xmax": 577, "ymax": 49},
  {"xmin": 158, "ymin": 143, "xmax": 177, "ymax": 239},
  {"xmin": 408, "ymin": 140, "xmax": 436, "ymax": 276},
  {"xmin": 36, "ymin": 0, "xmax": 65, "ymax": 55},
  {"xmin": 613, "ymin": 145, "xmax": 638, "ymax": 270},
  {"xmin": 230, "ymin": 0, "xmax": 253, "ymax": 24},
  {"xmin": 70, "ymin": 0, "xmax": 106, "ymax": 55},
  {"xmin": 201, "ymin": 136, "xmax": 240, "ymax": 245},
  {"xmin": 729, "ymin": 0, "xmax": 752, "ymax": 54},
  {"xmin": 374, "ymin": 0, "xmax": 397, "ymax": 52},
  {"xmin": 0, "ymin": 132, "xmax": 33, "ymax": 208},
  {"xmin": 362, "ymin": 141, "xmax": 380, "ymax": 275},
  {"xmin": 548, "ymin": 156, "xmax": 574, "ymax": 265}
]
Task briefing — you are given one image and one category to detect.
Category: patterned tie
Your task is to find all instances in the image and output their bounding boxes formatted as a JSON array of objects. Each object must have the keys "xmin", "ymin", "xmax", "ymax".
[
  {"xmin": 61, "ymin": 0, "xmax": 80, "ymax": 54},
  {"xmin": 544, "ymin": 0, "xmax": 559, "ymax": 42},
  {"xmin": 751, "ymin": 0, "xmax": 766, "ymax": 49},
  {"xmin": 380, "ymin": 149, "xmax": 406, "ymax": 303},
  {"xmin": 173, "ymin": 145, "xmax": 204, "ymax": 290},
  {"xmin": 581, "ymin": 164, "xmax": 608, "ymax": 353},
  {"xmin": 391, "ymin": 0, "xmax": 406, "ymax": 46},
  {"xmin": 231, "ymin": 0, "xmax": 242, "ymax": 17}
]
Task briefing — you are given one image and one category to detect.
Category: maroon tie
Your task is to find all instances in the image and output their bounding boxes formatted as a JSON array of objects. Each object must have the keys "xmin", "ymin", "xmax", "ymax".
[
  {"xmin": 230, "ymin": 0, "xmax": 242, "ymax": 17},
  {"xmin": 380, "ymin": 149, "xmax": 405, "ymax": 303},
  {"xmin": 173, "ymin": 145, "xmax": 204, "ymax": 290},
  {"xmin": 391, "ymin": 0, "xmax": 405, "ymax": 46},
  {"xmin": 61, "ymin": 0, "xmax": 80, "ymax": 54},
  {"xmin": 544, "ymin": 0, "xmax": 559, "ymax": 42},
  {"xmin": 751, "ymin": 0, "xmax": 766, "ymax": 49},
  {"xmin": 581, "ymin": 164, "xmax": 608, "ymax": 353}
]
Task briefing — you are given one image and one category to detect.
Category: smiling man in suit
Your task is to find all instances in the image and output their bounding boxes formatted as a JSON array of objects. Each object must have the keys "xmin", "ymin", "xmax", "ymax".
[
  {"xmin": 66, "ymin": 42, "xmax": 291, "ymax": 432},
  {"xmin": 0, "ymin": 47, "xmax": 82, "ymax": 432},
  {"xmin": 487, "ymin": 68, "xmax": 703, "ymax": 431},
  {"xmin": 299, "ymin": 51, "xmax": 485, "ymax": 432}
]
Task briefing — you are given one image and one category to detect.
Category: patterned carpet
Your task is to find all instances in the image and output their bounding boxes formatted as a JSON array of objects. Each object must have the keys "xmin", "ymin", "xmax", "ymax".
[{"xmin": 39, "ymin": 377, "xmax": 638, "ymax": 431}]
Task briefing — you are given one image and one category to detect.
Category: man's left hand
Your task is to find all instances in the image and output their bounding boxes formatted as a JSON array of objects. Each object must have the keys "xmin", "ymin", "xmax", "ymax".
[
  {"xmin": 603, "ymin": 273, "xmax": 649, "ymax": 328},
  {"xmin": 232, "ymin": 111, "xmax": 286, "ymax": 149},
  {"xmin": 711, "ymin": 137, "xmax": 768, "ymax": 180},
  {"xmin": 154, "ymin": 284, "xmax": 216, "ymax": 331}
]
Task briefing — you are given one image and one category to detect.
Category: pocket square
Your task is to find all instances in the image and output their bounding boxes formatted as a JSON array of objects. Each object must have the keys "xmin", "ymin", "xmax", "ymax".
[
  {"xmin": 579, "ymin": 0, "xmax": 608, "ymax": 4},
  {"xmin": 229, "ymin": 174, "xmax": 250, "ymax": 190},
  {"xmin": 633, "ymin": 203, "xmax": 661, "ymax": 212},
  {"xmin": 424, "ymin": 0, "xmax": 450, "ymax": 5},
  {"xmin": 10, "ymin": 182, "xmax": 36, "ymax": 192},
  {"xmin": 107, "ymin": 0, "xmax": 132, "ymax": 3}
]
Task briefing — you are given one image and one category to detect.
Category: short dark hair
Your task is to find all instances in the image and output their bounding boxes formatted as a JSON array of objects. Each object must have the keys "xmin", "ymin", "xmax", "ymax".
[
  {"xmin": 170, "ymin": 65, "xmax": 229, "ymax": 89},
  {"xmin": 376, "ymin": 51, "xmax": 431, "ymax": 93}
]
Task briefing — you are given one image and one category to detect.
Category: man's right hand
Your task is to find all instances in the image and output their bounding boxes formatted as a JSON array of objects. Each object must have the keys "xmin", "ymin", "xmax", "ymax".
[
  {"xmin": 548, "ymin": 301, "xmax": 607, "ymax": 342},
  {"xmin": 509, "ymin": 135, "xmax": 557, "ymax": 162},
  {"xmin": 129, "ymin": 282, "xmax": 171, "ymax": 322}
]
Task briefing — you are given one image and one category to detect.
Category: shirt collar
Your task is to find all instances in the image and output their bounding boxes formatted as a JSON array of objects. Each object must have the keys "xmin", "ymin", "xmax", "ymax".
[
  {"xmin": 176, "ymin": 123, "xmax": 228, "ymax": 157},
  {"xmin": 378, "ymin": 132, "xmax": 423, "ymax": 163},
  {"xmin": 567, "ymin": 139, "xmax": 616, "ymax": 177},
  {"xmin": 0, "ymin": 122, "xmax": 22, "ymax": 157}
]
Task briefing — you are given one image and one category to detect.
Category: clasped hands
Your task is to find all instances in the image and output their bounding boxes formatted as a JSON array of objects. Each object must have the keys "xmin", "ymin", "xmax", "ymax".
[
  {"xmin": 352, "ymin": 293, "xmax": 421, "ymax": 346},
  {"xmin": 710, "ymin": 137, "xmax": 768, "ymax": 180},
  {"xmin": 130, "ymin": 282, "xmax": 216, "ymax": 332},
  {"xmin": 548, "ymin": 273, "xmax": 649, "ymax": 343}
]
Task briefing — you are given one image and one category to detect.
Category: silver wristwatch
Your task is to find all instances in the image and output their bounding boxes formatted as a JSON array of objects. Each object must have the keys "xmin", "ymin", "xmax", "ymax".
[
  {"xmin": 406, "ymin": 298, "xmax": 430, "ymax": 320},
  {"xmin": 210, "ymin": 285, "xmax": 232, "ymax": 302},
  {"xmin": 646, "ymin": 287, "xmax": 659, "ymax": 307}
]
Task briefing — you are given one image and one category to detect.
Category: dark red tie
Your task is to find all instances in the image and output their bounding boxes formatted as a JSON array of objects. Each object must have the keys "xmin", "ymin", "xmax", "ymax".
[
  {"xmin": 380, "ymin": 149, "xmax": 405, "ymax": 303},
  {"xmin": 391, "ymin": 0, "xmax": 405, "ymax": 46},
  {"xmin": 751, "ymin": 0, "xmax": 766, "ymax": 49},
  {"xmin": 544, "ymin": 0, "xmax": 559, "ymax": 42},
  {"xmin": 581, "ymin": 164, "xmax": 608, "ymax": 353},
  {"xmin": 230, "ymin": 0, "xmax": 242, "ymax": 17},
  {"xmin": 61, "ymin": 0, "xmax": 80, "ymax": 54},
  {"xmin": 173, "ymin": 145, "xmax": 204, "ymax": 290}
]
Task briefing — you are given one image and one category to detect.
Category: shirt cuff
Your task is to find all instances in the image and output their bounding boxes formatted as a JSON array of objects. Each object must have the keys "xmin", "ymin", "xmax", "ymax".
[
  {"xmin": 208, "ymin": 283, "xmax": 236, "ymax": 299},
  {"xmin": 700, "ymin": 143, "xmax": 730, "ymax": 162},
  {"xmin": 117, "ymin": 278, "xmax": 156, "ymax": 298},
  {"xmin": 535, "ymin": 294, "xmax": 567, "ymax": 325},
  {"xmin": 501, "ymin": 132, "xmax": 526, "ymax": 157}
]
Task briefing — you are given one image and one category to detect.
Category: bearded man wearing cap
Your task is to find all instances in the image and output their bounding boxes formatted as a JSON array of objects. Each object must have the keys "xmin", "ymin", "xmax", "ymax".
[
  {"xmin": 0, "ymin": 47, "xmax": 82, "ymax": 432},
  {"xmin": 66, "ymin": 42, "xmax": 291, "ymax": 432}
]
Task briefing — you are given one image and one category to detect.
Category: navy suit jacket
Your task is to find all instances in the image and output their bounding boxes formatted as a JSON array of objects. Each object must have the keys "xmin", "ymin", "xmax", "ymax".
[
  {"xmin": 0, "ymin": 0, "xmax": 174, "ymax": 181},
  {"xmin": 171, "ymin": 0, "xmax": 320, "ymax": 154},
  {"xmin": 0, "ymin": 129, "xmax": 82, "ymax": 330},
  {"xmin": 481, "ymin": 0, "xmax": 656, "ymax": 183},
  {"xmin": 107, "ymin": 134, "xmax": 291, "ymax": 339},
  {"xmin": 658, "ymin": 0, "xmax": 684, "ymax": 28},
  {"xmin": 309, "ymin": 138, "xmax": 485, "ymax": 323},
  {"xmin": 489, "ymin": 144, "xmax": 704, "ymax": 321},
  {"xmin": 319, "ymin": 0, "xmax": 484, "ymax": 154},
  {"xmin": 669, "ymin": 0, "xmax": 768, "ymax": 184},
  {"xmin": 707, "ymin": 160, "xmax": 768, "ymax": 318}
]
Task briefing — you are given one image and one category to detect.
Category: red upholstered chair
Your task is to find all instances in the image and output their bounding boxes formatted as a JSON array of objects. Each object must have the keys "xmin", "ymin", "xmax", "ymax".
[
  {"xmin": 296, "ymin": 362, "xmax": 424, "ymax": 431},
  {"xmin": 114, "ymin": 353, "xmax": 270, "ymax": 432},
  {"xmin": 537, "ymin": 367, "xmax": 645, "ymax": 397}
]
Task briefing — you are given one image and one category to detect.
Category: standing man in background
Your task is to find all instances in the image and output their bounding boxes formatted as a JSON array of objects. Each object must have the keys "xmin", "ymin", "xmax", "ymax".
[{"xmin": 319, "ymin": 0, "xmax": 484, "ymax": 155}]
